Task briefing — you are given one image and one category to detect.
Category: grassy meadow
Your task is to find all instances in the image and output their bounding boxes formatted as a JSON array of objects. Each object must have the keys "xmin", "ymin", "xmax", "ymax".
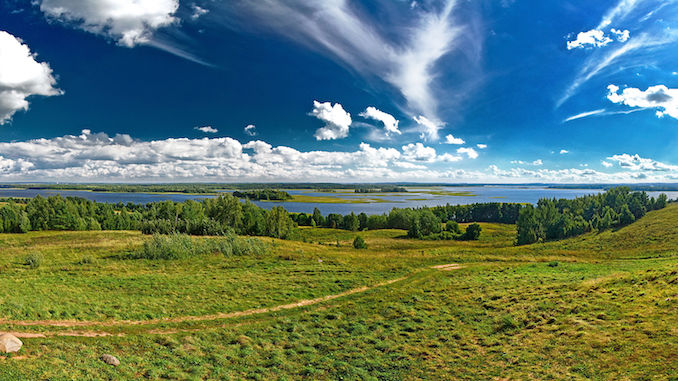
[{"xmin": 0, "ymin": 205, "xmax": 676, "ymax": 379}]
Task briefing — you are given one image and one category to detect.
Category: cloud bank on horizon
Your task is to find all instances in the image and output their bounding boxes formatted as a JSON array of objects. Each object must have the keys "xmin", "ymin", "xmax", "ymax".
[{"xmin": 0, "ymin": 0, "xmax": 677, "ymax": 183}]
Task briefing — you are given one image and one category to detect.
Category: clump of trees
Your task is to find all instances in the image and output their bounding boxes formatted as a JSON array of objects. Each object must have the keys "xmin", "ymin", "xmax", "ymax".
[
  {"xmin": 516, "ymin": 187, "xmax": 668, "ymax": 245},
  {"xmin": 0, "ymin": 194, "xmax": 296, "ymax": 240},
  {"xmin": 290, "ymin": 206, "xmax": 482, "ymax": 241},
  {"xmin": 232, "ymin": 190, "xmax": 292, "ymax": 201},
  {"xmin": 355, "ymin": 186, "xmax": 408, "ymax": 193}
]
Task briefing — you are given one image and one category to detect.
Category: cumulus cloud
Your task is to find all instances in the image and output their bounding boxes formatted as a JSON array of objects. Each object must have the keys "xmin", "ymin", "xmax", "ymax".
[
  {"xmin": 510, "ymin": 159, "xmax": 543, "ymax": 166},
  {"xmin": 359, "ymin": 107, "xmax": 400, "ymax": 136},
  {"xmin": 402, "ymin": 142, "xmax": 437, "ymax": 162},
  {"xmin": 476, "ymin": 144, "xmax": 487, "ymax": 149},
  {"xmin": 413, "ymin": 115, "xmax": 443, "ymax": 141},
  {"xmin": 1, "ymin": 130, "xmax": 676, "ymax": 183},
  {"xmin": 611, "ymin": 28, "xmax": 630, "ymax": 42},
  {"xmin": 195, "ymin": 126, "xmax": 217, "ymax": 133},
  {"xmin": 457, "ymin": 147, "xmax": 478, "ymax": 159},
  {"xmin": 311, "ymin": 101, "xmax": 352, "ymax": 140},
  {"xmin": 567, "ymin": 29, "xmax": 612, "ymax": 50},
  {"xmin": 38, "ymin": 0, "xmax": 179, "ymax": 47},
  {"xmin": 607, "ymin": 84, "xmax": 678, "ymax": 119},
  {"xmin": 560, "ymin": 150, "xmax": 569, "ymax": 154},
  {"xmin": 0, "ymin": 31, "xmax": 62, "ymax": 124},
  {"xmin": 443, "ymin": 134, "xmax": 465, "ymax": 145},
  {"xmin": 607, "ymin": 153, "xmax": 678, "ymax": 172},
  {"xmin": 602, "ymin": 161, "xmax": 613, "ymax": 168},
  {"xmin": 244, "ymin": 124, "xmax": 257, "ymax": 136}
]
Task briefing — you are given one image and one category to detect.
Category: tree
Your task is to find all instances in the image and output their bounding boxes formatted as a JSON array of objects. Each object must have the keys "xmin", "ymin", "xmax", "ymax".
[
  {"xmin": 618, "ymin": 204, "xmax": 635, "ymax": 226},
  {"xmin": 343, "ymin": 212, "xmax": 360, "ymax": 231},
  {"xmin": 312, "ymin": 207, "xmax": 324, "ymax": 226},
  {"xmin": 516, "ymin": 206, "xmax": 540, "ymax": 245},
  {"xmin": 445, "ymin": 220, "xmax": 461, "ymax": 234},
  {"xmin": 264, "ymin": 206, "xmax": 294, "ymax": 239},
  {"xmin": 461, "ymin": 223, "xmax": 482, "ymax": 240},
  {"xmin": 353, "ymin": 236, "xmax": 368, "ymax": 249}
]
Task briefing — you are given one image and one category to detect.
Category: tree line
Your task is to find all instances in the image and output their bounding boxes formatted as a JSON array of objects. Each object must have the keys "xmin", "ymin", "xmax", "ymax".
[
  {"xmin": 232, "ymin": 190, "xmax": 293, "ymax": 201},
  {"xmin": 516, "ymin": 187, "xmax": 668, "ymax": 245}
]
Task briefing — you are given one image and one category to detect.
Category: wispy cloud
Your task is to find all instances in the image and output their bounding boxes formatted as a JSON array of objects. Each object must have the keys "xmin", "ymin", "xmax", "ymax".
[
  {"xmin": 559, "ymin": 0, "xmax": 678, "ymax": 107},
  {"xmin": 220, "ymin": 0, "xmax": 482, "ymax": 140},
  {"xmin": 564, "ymin": 109, "xmax": 607, "ymax": 122}
]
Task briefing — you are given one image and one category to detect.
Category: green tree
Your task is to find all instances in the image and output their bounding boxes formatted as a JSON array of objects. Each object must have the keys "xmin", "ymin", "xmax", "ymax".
[{"xmin": 353, "ymin": 236, "xmax": 368, "ymax": 249}]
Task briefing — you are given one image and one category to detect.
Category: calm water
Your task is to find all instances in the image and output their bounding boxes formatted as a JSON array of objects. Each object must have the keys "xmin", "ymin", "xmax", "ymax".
[{"xmin": 1, "ymin": 186, "xmax": 676, "ymax": 215}]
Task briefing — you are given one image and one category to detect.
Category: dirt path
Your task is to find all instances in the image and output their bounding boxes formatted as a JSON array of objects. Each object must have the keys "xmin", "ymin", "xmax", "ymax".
[{"xmin": 1, "ymin": 264, "xmax": 462, "ymax": 338}]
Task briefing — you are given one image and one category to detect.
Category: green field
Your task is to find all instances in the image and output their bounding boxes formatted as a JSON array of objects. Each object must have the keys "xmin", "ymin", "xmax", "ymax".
[{"xmin": 0, "ymin": 206, "xmax": 677, "ymax": 379}]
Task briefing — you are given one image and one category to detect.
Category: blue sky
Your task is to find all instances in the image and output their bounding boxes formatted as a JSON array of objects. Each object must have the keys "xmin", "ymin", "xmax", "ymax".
[{"xmin": 0, "ymin": 0, "xmax": 677, "ymax": 182}]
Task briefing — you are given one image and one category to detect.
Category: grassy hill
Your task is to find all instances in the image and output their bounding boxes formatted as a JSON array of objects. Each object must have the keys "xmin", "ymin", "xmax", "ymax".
[{"xmin": 0, "ymin": 205, "xmax": 676, "ymax": 379}]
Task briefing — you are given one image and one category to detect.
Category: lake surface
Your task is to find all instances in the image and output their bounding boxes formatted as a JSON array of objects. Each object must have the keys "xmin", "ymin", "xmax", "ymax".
[{"xmin": 2, "ymin": 186, "xmax": 676, "ymax": 215}]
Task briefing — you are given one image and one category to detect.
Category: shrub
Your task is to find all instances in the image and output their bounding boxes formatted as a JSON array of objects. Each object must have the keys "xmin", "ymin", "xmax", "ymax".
[
  {"xmin": 77, "ymin": 255, "xmax": 95, "ymax": 265},
  {"xmin": 24, "ymin": 253, "xmax": 43, "ymax": 269},
  {"xmin": 461, "ymin": 223, "xmax": 482, "ymax": 241},
  {"xmin": 132, "ymin": 233, "xmax": 269, "ymax": 260},
  {"xmin": 445, "ymin": 220, "xmax": 461, "ymax": 234},
  {"xmin": 353, "ymin": 236, "xmax": 368, "ymax": 249}
]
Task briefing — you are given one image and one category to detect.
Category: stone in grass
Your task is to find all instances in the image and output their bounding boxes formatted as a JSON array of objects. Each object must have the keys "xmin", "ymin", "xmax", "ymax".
[
  {"xmin": 0, "ymin": 334, "xmax": 22, "ymax": 353},
  {"xmin": 101, "ymin": 354, "xmax": 120, "ymax": 367}
]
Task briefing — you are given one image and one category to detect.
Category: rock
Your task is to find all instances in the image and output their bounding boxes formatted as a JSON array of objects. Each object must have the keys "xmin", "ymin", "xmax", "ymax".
[
  {"xmin": 101, "ymin": 354, "xmax": 120, "ymax": 367},
  {"xmin": 0, "ymin": 334, "xmax": 22, "ymax": 353}
]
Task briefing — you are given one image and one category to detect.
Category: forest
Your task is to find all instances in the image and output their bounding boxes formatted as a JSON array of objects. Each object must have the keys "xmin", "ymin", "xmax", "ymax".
[
  {"xmin": 0, "ymin": 187, "xmax": 669, "ymax": 244},
  {"xmin": 516, "ymin": 187, "xmax": 668, "ymax": 245}
]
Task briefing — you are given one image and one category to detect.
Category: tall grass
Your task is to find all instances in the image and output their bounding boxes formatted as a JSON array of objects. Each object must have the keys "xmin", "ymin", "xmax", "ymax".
[{"xmin": 132, "ymin": 233, "xmax": 270, "ymax": 260}]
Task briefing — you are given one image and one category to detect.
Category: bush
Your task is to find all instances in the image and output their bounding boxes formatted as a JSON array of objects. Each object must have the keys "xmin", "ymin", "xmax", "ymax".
[
  {"xmin": 445, "ymin": 220, "xmax": 461, "ymax": 234},
  {"xmin": 77, "ymin": 255, "xmax": 95, "ymax": 265},
  {"xmin": 461, "ymin": 223, "xmax": 482, "ymax": 241},
  {"xmin": 24, "ymin": 253, "xmax": 43, "ymax": 269},
  {"xmin": 132, "ymin": 233, "xmax": 270, "ymax": 260},
  {"xmin": 353, "ymin": 236, "xmax": 368, "ymax": 249}
]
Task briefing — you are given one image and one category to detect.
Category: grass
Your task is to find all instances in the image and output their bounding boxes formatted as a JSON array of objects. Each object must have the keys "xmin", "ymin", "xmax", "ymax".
[{"xmin": 0, "ymin": 205, "xmax": 677, "ymax": 379}]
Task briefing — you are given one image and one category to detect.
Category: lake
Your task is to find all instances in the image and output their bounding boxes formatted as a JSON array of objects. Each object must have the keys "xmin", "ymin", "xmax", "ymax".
[{"xmin": 1, "ymin": 186, "xmax": 676, "ymax": 215}]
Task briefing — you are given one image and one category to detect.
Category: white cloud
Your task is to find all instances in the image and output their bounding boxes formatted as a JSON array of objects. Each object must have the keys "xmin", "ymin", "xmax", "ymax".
[
  {"xmin": 510, "ymin": 159, "xmax": 543, "ymax": 166},
  {"xmin": 607, "ymin": 84, "xmax": 678, "ymax": 119},
  {"xmin": 311, "ymin": 101, "xmax": 352, "ymax": 140},
  {"xmin": 39, "ymin": 0, "xmax": 179, "ymax": 47},
  {"xmin": 359, "ymin": 107, "xmax": 400, "ymax": 136},
  {"xmin": 0, "ymin": 31, "xmax": 62, "ymax": 124},
  {"xmin": 602, "ymin": 161, "xmax": 613, "ymax": 168},
  {"xmin": 476, "ymin": 144, "xmax": 487, "ymax": 149},
  {"xmin": 244, "ymin": 124, "xmax": 257, "ymax": 136},
  {"xmin": 195, "ymin": 126, "xmax": 217, "ymax": 133},
  {"xmin": 457, "ymin": 147, "xmax": 478, "ymax": 159},
  {"xmin": 560, "ymin": 150, "xmax": 569, "ymax": 154},
  {"xmin": 191, "ymin": 4, "xmax": 209, "ymax": 20},
  {"xmin": 611, "ymin": 28, "xmax": 630, "ymax": 42},
  {"xmin": 607, "ymin": 153, "xmax": 678, "ymax": 172},
  {"xmin": 564, "ymin": 109, "xmax": 607, "ymax": 122},
  {"xmin": 1, "ymin": 130, "xmax": 676, "ymax": 183},
  {"xmin": 402, "ymin": 142, "xmax": 437, "ymax": 162},
  {"xmin": 438, "ymin": 153, "xmax": 463, "ymax": 162},
  {"xmin": 413, "ymin": 115, "xmax": 443, "ymax": 141},
  {"xmin": 567, "ymin": 29, "xmax": 612, "ymax": 50},
  {"xmin": 443, "ymin": 134, "xmax": 465, "ymax": 145}
]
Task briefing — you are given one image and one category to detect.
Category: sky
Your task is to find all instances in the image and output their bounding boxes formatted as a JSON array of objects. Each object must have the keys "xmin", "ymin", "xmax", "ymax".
[{"xmin": 0, "ymin": 0, "xmax": 677, "ymax": 183}]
